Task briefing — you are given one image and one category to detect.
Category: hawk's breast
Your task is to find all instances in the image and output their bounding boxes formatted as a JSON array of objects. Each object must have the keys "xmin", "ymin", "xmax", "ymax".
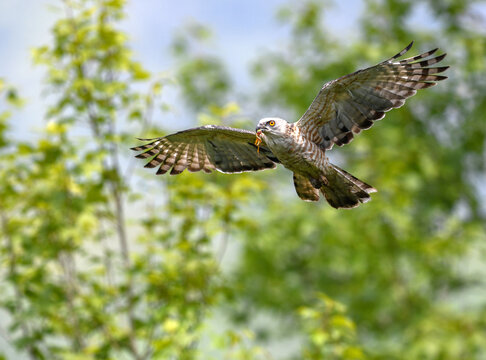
[{"xmin": 264, "ymin": 127, "xmax": 327, "ymax": 178}]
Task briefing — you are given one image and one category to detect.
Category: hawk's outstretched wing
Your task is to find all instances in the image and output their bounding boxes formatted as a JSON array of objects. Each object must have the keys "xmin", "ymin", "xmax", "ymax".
[
  {"xmin": 131, "ymin": 125, "xmax": 278, "ymax": 175},
  {"xmin": 296, "ymin": 41, "xmax": 449, "ymax": 150}
]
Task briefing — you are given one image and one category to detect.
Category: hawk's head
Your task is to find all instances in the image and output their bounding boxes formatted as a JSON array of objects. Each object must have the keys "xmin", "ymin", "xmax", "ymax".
[{"xmin": 255, "ymin": 117, "xmax": 288, "ymax": 136}]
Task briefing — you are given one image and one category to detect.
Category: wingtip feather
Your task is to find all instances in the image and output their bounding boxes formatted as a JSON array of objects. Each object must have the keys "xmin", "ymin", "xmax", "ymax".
[
  {"xmin": 385, "ymin": 40, "xmax": 414, "ymax": 62},
  {"xmin": 405, "ymin": 40, "xmax": 414, "ymax": 51},
  {"xmin": 434, "ymin": 53, "xmax": 447, "ymax": 62}
]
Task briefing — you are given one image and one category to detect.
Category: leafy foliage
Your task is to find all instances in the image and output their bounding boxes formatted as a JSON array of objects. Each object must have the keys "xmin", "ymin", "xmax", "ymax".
[
  {"xmin": 1, "ymin": 0, "xmax": 485, "ymax": 360},
  {"xmin": 170, "ymin": 23, "xmax": 231, "ymax": 112},
  {"xmin": 299, "ymin": 294, "xmax": 365, "ymax": 360}
]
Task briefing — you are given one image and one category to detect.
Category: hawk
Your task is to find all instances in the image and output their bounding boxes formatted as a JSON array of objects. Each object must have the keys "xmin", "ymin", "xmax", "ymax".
[{"xmin": 131, "ymin": 42, "xmax": 448, "ymax": 208}]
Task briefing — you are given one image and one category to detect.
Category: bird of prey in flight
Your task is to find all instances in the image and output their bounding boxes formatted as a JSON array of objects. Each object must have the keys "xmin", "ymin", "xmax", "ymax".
[{"xmin": 131, "ymin": 42, "xmax": 448, "ymax": 208}]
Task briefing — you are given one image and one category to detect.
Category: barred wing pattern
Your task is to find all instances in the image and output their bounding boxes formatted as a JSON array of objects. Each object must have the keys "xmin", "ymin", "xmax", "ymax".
[
  {"xmin": 296, "ymin": 41, "xmax": 449, "ymax": 150},
  {"xmin": 130, "ymin": 125, "xmax": 278, "ymax": 175}
]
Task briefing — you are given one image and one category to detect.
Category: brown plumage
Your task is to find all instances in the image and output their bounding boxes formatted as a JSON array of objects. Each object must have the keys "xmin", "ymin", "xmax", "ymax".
[{"xmin": 131, "ymin": 42, "xmax": 448, "ymax": 209}]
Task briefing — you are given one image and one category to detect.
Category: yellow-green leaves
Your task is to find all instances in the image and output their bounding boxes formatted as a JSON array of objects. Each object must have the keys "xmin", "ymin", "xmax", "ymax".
[{"xmin": 299, "ymin": 294, "xmax": 365, "ymax": 360}]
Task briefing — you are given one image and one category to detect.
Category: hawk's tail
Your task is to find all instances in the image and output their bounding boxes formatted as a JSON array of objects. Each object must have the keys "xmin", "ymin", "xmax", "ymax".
[{"xmin": 320, "ymin": 163, "xmax": 377, "ymax": 209}]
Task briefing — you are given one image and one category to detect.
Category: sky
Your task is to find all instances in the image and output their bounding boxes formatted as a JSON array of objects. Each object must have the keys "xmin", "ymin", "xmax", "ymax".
[{"xmin": 0, "ymin": 0, "xmax": 365, "ymax": 140}]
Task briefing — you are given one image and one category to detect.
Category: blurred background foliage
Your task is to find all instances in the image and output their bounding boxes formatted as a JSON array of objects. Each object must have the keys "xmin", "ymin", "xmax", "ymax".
[{"xmin": 0, "ymin": 0, "xmax": 485, "ymax": 359}]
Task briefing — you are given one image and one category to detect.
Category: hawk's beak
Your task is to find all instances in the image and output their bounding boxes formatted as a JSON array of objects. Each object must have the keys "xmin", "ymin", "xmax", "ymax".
[{"xmin": 255, "ymin": 124, "xmax": 265, "ymax": 132}]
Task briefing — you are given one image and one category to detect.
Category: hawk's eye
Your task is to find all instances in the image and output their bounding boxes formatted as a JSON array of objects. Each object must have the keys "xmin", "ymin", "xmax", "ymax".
[{"xmin": 268, "ymin": 120, "xmax": 276, "ymax": 127}]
